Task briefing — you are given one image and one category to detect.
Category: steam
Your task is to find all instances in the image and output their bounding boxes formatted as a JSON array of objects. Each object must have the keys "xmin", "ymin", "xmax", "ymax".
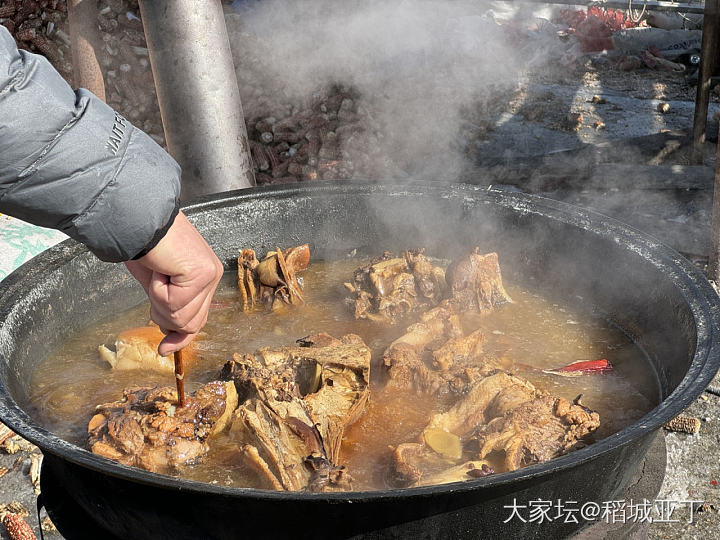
[{"xmin": 226, "ymin": 0, "xmax": 525, "ymax": 180}]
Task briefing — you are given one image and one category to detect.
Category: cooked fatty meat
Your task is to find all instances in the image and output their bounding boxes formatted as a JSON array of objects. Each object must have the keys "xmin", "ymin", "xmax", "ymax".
[
  {"xmin": 88, "ymin": 381, "xmax": 237, "ymax": 473},
  {"xmin": 346, "ymin": 248, "xmax": 511, "ymax": 323},
  {"xmin": 97, "ymin": 326, "xmax": 196, "ymax": 372},
  {"xmin": 238, "ymin": 244, "xmax": 310, "ymax": 312},
  {"xmin": 391, "ymin": 372, "xmax": 600, "ymax": 486},
  {"xmin": 223, "ymin": 333, "xmax": 370, "ymax": 491}
]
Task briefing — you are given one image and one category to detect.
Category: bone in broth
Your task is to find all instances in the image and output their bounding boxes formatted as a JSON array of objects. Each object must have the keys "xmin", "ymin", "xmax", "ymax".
[{"xmin": 28, "ymin": 258, "xmax": 657, "ymax": 491}]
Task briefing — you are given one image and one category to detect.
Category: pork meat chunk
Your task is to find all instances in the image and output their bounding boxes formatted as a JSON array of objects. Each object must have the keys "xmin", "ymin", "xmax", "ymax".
[
  {"xmin": 344, "ymin": 250, "xmax": 447, "ymax": 323},
  {"xmin": 238, "ymin": 244, "xmax": 310, "ymax": 312},
  {"xmin": 224, "ymin": 334, "xmax": 370, "ymax": 491},
  {"xmin": 383, "ymin": 307, "xmax": 503, "ymax": 396},
  {"xmin": 97, "ymin": 325, "xmax": 197, "ymax": 372},
  {"xmin": 345, "ymin": 248, "xmax": 511, "ymax": 321},
  {"xmin": 390, "ymin": 372, "xmax": 600, "ymax": 485},
  {"xmin": 473, "ymin": 394, "xmax": 600, "ymax": 471},
  {"xmin": 425, "ymin": 372, "xmax": 599, "ymax": 471},
  {"xmin": 392, "ymin": 442, "xmax": 494, "ymax": 486},
  {"xmin": 88, "ymin": 381, "xmax": 238, "ymax": 473},
  {"xmin": 445, "ymin": 249, "xmax": 512, "ymax": 312}
]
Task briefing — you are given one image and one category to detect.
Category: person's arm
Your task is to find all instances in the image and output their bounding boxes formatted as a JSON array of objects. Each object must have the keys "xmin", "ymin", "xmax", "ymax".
[
  {"xmin": 0, "ymin": 26, "xmax": 221, "ymax": 353},
  {"xmin": 0, "ymin": 25, "xmax": 178, "ymax": 261}
]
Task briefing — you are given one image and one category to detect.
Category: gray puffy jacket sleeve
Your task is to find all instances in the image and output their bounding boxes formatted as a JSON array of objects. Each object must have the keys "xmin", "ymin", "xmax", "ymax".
[{"xmin": 0, "ymin": 26, "xmax": 180, "ymax": 262}]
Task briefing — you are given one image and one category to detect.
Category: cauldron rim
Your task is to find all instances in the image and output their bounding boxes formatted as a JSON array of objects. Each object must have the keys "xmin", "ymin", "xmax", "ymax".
[{"xmin": 0, "ymin": 180, "xmax": 718, "ymax": 501}]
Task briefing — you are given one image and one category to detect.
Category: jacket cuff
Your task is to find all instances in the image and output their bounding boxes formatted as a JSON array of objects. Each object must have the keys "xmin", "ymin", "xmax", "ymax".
[{"xmin": 131, "ymin": 202, "xmax": 180, "ymax": 260}]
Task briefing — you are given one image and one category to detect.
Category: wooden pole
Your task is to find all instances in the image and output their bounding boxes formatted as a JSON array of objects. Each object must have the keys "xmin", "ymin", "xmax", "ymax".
[
  {"xmin": 692, "ymin": 0, "xmax": 720, "ymax": 163},
  {"xmin": 708, "ymin": 120, "xmax": 720, "ymax": 280},
  {"xmin": 67, "ymin": 0, "xmax": 106, "ymax": 101}
]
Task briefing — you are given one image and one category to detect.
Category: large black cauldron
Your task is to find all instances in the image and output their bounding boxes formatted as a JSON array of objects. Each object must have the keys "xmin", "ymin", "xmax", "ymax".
[{"xmin": 0, "ymin": 182, "xmax": 718, "ymax": 539}]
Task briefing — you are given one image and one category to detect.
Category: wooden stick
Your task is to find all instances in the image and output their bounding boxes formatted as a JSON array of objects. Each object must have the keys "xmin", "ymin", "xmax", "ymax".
[
  {"xmin": 692, "ymin": 0, "xmax": 720, "ymax": 162},
  {"xmin": 710, "ymin": 119, "xmax": 720, "ymax": 280},
  {"xmin": 174, "ymin": 349, "xmax": 186, "ymax": 408}
]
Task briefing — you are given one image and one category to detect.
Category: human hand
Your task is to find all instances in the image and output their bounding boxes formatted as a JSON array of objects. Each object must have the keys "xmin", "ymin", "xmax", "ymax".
[{"xmin": 124, "ymin": 211, "xmax": 223, "ymax": 356}]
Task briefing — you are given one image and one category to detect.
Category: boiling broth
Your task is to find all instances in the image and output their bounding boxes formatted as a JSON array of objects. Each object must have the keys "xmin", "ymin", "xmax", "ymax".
[{"xmin": 29, "ymin": 259, "xmax": 657, "ymax": 491}]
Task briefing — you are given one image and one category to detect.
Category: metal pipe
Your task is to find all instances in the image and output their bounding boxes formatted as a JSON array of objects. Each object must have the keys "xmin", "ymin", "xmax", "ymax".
[
  {"xmin": 138, "ymin": 0, "xmax": 255, "ymax": 199},
  {"xmin": 67, "ymin": 0, "xmax": 106, "ymax": 101},
  {"xmin": 692, "ymin": 0, "xmax": 720, "ymax": 162}
]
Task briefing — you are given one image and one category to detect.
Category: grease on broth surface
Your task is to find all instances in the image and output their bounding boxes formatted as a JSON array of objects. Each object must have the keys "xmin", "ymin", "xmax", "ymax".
[{"xmin": 29, "ymin": 259, "xmax": 657, "ymax": 491}]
